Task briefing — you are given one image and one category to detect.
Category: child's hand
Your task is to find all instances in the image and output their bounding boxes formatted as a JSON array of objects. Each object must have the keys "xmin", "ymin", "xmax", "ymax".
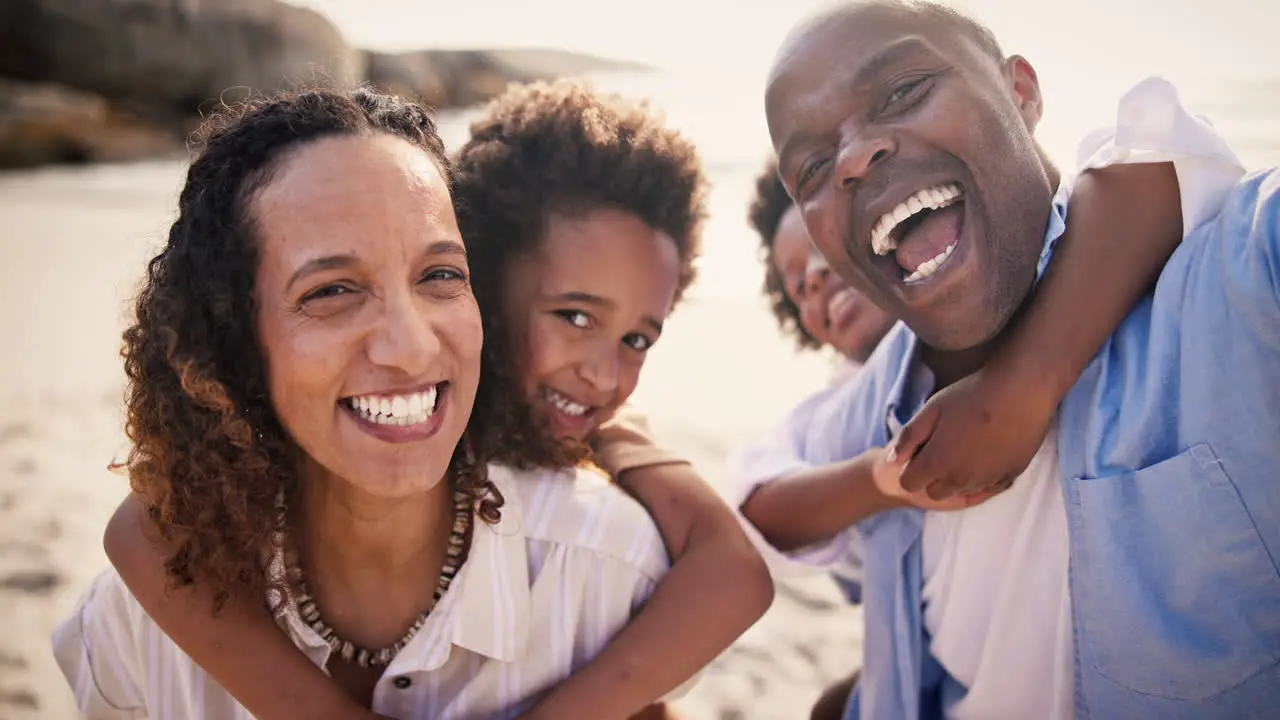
[
  {"xmin": 871, "ymin": 447, "xmax": 1002, "ymax": 511},
  {"xmin": 890, "ymin": 365, "xmax": 1056, "ymax": 501}
]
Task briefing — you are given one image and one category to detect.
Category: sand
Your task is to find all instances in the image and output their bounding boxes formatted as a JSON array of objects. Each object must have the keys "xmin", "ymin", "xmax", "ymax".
[{"xmin": 0, "ymin": 159, "xmax": 861, "ymax": 720}]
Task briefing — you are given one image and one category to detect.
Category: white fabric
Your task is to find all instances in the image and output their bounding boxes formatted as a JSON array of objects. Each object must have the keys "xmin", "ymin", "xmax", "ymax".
[
  {"xmin": 52, "ymin": 465, "xmax": 671, "ymax": 720},
  {"xmin": 1072, "ymin": 76, "xmax": 1245, "ymax": 233},
  {"xmin": 921, "ymin": 430, "xmax": 1073, "ymax": 719}
]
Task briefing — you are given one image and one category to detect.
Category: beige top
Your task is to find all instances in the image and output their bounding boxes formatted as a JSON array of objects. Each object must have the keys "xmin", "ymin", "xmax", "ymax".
[{"xmin": 53, "ymin": 464, "xmax": 670, "ymax": 719}]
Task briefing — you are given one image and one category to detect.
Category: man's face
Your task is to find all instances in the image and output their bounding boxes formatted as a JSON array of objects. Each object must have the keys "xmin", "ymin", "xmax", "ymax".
[{"xmin": 766, "ymin": 2, "xmax": 1056, "ymax": 351}]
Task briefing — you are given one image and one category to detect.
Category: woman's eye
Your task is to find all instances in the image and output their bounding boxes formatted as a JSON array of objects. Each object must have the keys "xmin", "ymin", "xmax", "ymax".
[
  {"xmin": 421, "ymin": 267, "xmax": 466, "ymax": 283},
  {"xmin": 301, "ymin": 284, "xmax": 353, "ymax": 303},
  {"xmin": 624, "ymin": 333, "xmax": 654, "ymax": 352},
  {"xmin": 554, "ymin": 310, "xmax": 592, "ymax": 329}
]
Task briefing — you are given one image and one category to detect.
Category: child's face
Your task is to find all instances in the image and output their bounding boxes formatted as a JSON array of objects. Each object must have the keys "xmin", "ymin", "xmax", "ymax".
[
  {"xmin": 501, "ymin": 207, "xmax": 681, "ymax": 442},
  {"xmin": 773, "ymin": 205, "xmax": 897, "ymax": 362}
]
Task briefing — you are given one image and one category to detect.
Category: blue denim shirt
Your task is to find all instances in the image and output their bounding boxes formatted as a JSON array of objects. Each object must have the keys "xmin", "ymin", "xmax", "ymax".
[{"xmin": 787, "ymin": 170, "xmax": 1280, "ymax": 719}]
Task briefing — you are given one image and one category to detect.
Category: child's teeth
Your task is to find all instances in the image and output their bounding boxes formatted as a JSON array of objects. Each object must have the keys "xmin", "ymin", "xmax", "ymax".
[{"xmin": 547, "ymin": 389, "xmax": 589, "ymax": 417}]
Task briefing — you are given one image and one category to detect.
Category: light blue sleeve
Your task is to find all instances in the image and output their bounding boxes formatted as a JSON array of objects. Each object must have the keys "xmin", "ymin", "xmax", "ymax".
[{"xmin": 1217, "ymin": 169, "xmax": 1280, "ymax": 339}]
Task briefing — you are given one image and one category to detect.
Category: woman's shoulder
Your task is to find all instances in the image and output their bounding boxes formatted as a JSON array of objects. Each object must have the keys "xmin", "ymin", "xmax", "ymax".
[{"xmin": 487, "ymin": 464, "xmax": 667, "ymax": 579}]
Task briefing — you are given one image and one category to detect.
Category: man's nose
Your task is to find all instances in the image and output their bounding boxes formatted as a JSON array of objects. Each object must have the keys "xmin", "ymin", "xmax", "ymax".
[{"xmin": 834, "ymin": 127, "xmax": 895, "ymax": 189}]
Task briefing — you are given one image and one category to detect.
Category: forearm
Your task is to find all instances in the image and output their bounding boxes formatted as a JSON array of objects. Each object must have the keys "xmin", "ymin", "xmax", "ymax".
[
  {"xmin": 104, "ymin": 495, "xmax": 376, "ymax": 720},
  {"xmin": 741, "ymin": 452, "xmax": 900, "ymax": 552},
  {"xmin": 523, "ymin": 465, "xmax": 773, "ymax": 719},
  {"xmin": 995, "ymin": 163, "xmax": 1182, "ymax": 401}
]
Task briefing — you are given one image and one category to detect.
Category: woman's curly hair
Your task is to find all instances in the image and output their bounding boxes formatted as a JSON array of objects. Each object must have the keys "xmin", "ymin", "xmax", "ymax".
[
  {"xmin": 119, "ymin": 87, "xmax": 500, "ymax": 609},
  {"xmin": 452, "ymin": 79, "xmax": 709, "ymax": 467},
  {"xmin": 748, "ymin": 157, "xmax": 821, "ymax": 350}
]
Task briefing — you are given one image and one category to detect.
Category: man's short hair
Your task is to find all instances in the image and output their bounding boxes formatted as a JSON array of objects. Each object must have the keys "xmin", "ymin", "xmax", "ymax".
[{"xmin": 825, "ymin": 1, "xmax": 1005, "ymax": 62}]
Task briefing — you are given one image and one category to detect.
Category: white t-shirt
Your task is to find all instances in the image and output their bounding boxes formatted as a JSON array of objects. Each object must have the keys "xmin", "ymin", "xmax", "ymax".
[{"xmin": 921, "ymin": 428, "xmax": 1073, "ymax": 719}]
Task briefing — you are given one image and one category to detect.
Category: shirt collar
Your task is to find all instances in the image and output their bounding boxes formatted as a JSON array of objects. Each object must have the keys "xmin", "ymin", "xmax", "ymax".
[{"xmin": 879, "ymin": 189, "xmax": 1070, "ymax": 439}]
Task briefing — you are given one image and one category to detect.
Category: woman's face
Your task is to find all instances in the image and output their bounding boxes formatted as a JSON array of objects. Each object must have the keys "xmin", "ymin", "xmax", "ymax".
[
  {"xmin": 252, "ymin": 134, "xmax": 483, "ymax": 498},
  {"xmin": 502, "ymin": 208, "xmax": 681, "ymax": 442},
  {"xmin": 772, "ymin": 204, "xmax": 896, "ymax": 363}
]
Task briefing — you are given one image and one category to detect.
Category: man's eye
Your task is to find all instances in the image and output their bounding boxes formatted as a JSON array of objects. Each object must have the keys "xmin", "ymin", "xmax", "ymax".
[
  {"xmin": 797, "ymin": 159, "xmax": 828, "ymax": 191},
  {"xmin": 885, "ymin": 78, "xmax": 927, "ymax": 108}
]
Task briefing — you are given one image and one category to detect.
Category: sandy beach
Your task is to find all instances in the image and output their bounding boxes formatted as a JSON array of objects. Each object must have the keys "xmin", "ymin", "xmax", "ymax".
[{"xmin": 0, "ymin": 157, "xmax": 860, "ymax": 719}]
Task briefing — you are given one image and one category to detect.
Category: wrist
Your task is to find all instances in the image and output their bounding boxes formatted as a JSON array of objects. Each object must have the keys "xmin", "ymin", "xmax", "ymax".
[{"xmin": 854, "ymin": 453, "xmax": 908, "ymax": 513}]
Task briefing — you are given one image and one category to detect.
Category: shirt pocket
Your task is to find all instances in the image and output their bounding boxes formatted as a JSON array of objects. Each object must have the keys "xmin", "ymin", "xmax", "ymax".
[{"xmin": 1069, "ymin": 443, "xmax": 1280, "ymax": 700}]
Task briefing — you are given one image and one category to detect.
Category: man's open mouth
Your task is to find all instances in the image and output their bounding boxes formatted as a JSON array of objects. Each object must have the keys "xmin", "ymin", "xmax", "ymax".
[{"xmin": 869, "ymin": 183, "xmax": 965, "ymax": 284}]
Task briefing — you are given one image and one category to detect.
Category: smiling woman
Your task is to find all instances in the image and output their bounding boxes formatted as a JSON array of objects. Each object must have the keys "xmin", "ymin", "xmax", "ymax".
[{"xmin": 49, "ymin": 88, "xmax": 684, "ymax": 719}]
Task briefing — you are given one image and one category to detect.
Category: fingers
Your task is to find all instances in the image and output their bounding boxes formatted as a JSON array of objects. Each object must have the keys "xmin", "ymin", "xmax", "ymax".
[
  {"xmin": 928, "ymin": 471, "xmax": 1017, "ymax": 505},
  {"xmin": 898, "ymin": 450, "xmax": 938, "ymax": 494},
  {"xmin": 890, "ymin": 405, "xmax": 937, "ymax": 468}
]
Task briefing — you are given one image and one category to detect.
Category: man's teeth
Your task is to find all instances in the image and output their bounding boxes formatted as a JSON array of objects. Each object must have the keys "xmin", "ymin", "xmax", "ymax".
[
  {"xmin": 346, "ymin": 386, "xmax": 439, "ymax": 426},
  {"xmin": 870, "ymin": 183, "xmax": 962, "ymax": 256},
  {"xmin": 903, "ymin": 243, "xmax": 957, "ymax": 283},
  {"xmin": 546, "ymin": 389, "xmax": 589, "ymax": 417}
]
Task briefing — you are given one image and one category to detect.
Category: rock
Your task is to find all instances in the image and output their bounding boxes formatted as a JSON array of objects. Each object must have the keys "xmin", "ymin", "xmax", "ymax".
[
  {"xmin": 363, "ymin": 48, "xmax": 647, "ymax": 109},
  {"xmin": 0, "ymin": 79, "xmax": 181, "ymax": 169},
  {"xmin": 0, "ymin": 0, "xmax": 363, "ymax": 115},
  {"xmin": 0, "ymin": 1, "xmax": 650, "ymax": 168}
]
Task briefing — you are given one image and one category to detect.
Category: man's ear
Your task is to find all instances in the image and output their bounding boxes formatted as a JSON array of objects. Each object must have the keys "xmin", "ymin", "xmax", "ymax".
[{"xmin": 1004, "ymin": 55, "xmax": 1044, "ymax": 132}]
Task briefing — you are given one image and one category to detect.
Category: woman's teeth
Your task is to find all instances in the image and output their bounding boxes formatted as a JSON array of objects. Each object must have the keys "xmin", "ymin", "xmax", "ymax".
[
  {"xmin": 345, "ymin": 386, "xmax": 439, "ymax": 426},
  {"xmin": 869, "ymin": 183, "xmax": 962, "ymax": 256},
  {"xmin": 903, "ymin": 242, "xmax": 957, "ymax": 283},
  {"xmin": 545, "ymin": 388, "xmax": 589, "ymax": 417}
]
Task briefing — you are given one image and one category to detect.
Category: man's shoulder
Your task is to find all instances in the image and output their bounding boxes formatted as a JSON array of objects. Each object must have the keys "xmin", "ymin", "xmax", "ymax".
[{"xmin": 490, "ymin": 464, "xmax": 666, "ymax": 579}]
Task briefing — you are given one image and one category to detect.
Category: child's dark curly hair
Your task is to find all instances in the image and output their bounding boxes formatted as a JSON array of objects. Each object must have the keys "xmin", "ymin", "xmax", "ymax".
[
  {"xmin": 119, "ymin": 87, "xmax": 503, "ymax": 610},
  {"xmin": 452, "ymin": 79, "xmax": 708, "ymax": 463},
  {"xmin": 748, "ymin": 157, "xmax": 821, "ymax": 350}
]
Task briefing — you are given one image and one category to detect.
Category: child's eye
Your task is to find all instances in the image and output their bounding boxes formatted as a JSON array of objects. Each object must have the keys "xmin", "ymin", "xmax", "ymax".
[
  {"xmin": 554, "ymin": 310, "xmax": 593, "ymax": 329},
  {"xmin": 624, "ymin": 333, "xmax": 654, "ymax": 352}
]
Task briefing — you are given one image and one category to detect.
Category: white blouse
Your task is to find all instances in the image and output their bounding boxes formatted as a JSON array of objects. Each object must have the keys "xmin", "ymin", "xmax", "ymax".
[{"xmin": 53, "ymin": 464, "xmax": 670, "ymax": 719}]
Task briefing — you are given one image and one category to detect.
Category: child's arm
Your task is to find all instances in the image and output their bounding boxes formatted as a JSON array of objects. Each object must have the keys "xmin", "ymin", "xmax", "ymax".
[
  {"xmin": 739, "ymin": 445, "xmax": 990, "ymax": 551},
  {"xmin": 519, "ymin": 410, "xmax": 775, "ymax": 720},
  {"xmin": 893, "ymin": 162, "xmax": 1183, "ymax": 499},
  {"xmin": 103, "ymin": 494, "xmax": 381, "ymax": 720}
]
